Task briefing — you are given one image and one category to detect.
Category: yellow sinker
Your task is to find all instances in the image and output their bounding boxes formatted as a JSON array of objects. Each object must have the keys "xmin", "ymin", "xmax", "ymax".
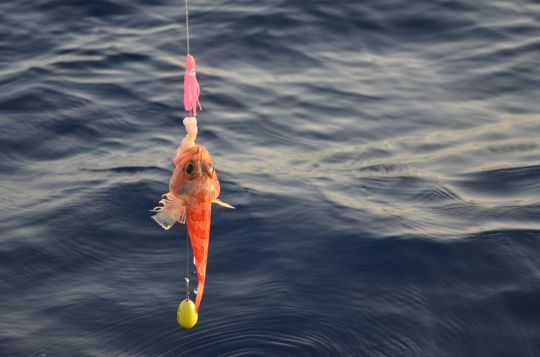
[{"xmin": 177, "ymin": 299, "xmax": 198, "ymax": 329}]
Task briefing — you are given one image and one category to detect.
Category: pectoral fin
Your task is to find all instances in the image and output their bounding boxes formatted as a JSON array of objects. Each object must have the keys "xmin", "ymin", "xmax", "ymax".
[
  {"xmin": 151, "ymin": 193, "xmax": 187, "ymax": 230},
  {"xmin": 212, "ymin": 199, "xmax": 235, "ymax": 209}
]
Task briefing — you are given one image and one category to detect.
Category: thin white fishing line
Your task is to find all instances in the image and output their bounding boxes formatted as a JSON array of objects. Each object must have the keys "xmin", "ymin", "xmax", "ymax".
[
  {"xmin": 185, "ymin": 230, "xmax": 190, "ymax": 299},
  {"xmin": 185, "ymin": 0, "xmax": 190, "ymax": 54}
]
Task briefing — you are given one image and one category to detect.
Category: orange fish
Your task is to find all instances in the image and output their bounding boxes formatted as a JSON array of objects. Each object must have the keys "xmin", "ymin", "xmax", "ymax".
[{"xmin": 152, "ymin": 117, "xmax": 233, "ymax": 312}]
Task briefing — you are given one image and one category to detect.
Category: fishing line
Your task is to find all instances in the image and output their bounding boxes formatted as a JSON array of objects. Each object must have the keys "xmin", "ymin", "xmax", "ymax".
[
  {"xmin": 184, "ymin": 0, "xmax": 194, "ymax": 117},
  {"xmin": 184, "ymin": 0, "xmax": 190, "ymax": 55},
  {"xmin": 185, "ymin": 230, "xmax": 190, "ymax": 299},
  {"xmin": 184, "ymin": 0, "xmax": 193, "ymax": 299},
  {"xmin": 183, "ymin": 0, "xmax": 191, "ymax": 302}
]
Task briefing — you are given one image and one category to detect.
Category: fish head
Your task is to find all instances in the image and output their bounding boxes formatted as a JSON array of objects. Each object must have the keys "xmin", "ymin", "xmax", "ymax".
[{"xmin": 170, "ymin": 144, "xmax": 220, "ymax": 205}]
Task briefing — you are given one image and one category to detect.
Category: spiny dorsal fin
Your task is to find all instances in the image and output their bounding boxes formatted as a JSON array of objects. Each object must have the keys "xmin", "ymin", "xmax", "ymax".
[
  {"xmin": 212, "ymin": 199, "xmax": 235, "ymax": 209},
  {"xmin": 150, "ymin": 193, "xmax": 186, "ymax": 230},
  {"xmin": 151, "ymin": 209, "xmax": 183, "ymax": 230}
]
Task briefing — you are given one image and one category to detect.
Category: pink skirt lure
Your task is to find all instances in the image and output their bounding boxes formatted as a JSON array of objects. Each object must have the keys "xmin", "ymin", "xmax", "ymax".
[{"xmin": 183, "ymin": 55, "xmax": 202, "ymax": 116}]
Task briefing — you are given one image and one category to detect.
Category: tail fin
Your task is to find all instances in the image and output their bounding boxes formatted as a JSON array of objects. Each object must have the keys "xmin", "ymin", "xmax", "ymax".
[{"xmin": 195, "ymin": 282, "xmax": 205, "ymax": 312}]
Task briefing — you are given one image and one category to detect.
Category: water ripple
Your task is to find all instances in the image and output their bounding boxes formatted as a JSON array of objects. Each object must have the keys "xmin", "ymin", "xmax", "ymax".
[{"xmin": 2, "ymin": 0, "xmax": 540, "ymax": 355}]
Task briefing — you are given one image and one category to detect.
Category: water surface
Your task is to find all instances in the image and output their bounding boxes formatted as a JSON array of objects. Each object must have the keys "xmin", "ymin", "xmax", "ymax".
[{"xmin": 1, "ymin": 0, "xmax": 540, "ymax": 355}]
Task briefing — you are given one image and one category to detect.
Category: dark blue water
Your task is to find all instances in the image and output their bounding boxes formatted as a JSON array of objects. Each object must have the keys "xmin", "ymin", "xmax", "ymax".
[{"xmin": 2, "ymin": 0, "xmax": 540, "ymax": 355}]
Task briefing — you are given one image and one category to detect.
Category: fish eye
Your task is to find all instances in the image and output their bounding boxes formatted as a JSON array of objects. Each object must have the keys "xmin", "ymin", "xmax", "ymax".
[{"xmin": 185, "ymin": 162, "xmax": 194, "ymax": 176}]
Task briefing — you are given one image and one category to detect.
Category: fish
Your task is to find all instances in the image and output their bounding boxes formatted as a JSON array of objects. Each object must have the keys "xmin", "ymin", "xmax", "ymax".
[{"xmin": 151, "ymin": 117, "xmax": 233, "ymax": 312}]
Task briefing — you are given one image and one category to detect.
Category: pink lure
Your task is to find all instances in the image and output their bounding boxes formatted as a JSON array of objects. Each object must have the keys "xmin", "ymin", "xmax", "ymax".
[{"xmin": 183, "ymin": 55, "xmax": 202, "ymax": 116}]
